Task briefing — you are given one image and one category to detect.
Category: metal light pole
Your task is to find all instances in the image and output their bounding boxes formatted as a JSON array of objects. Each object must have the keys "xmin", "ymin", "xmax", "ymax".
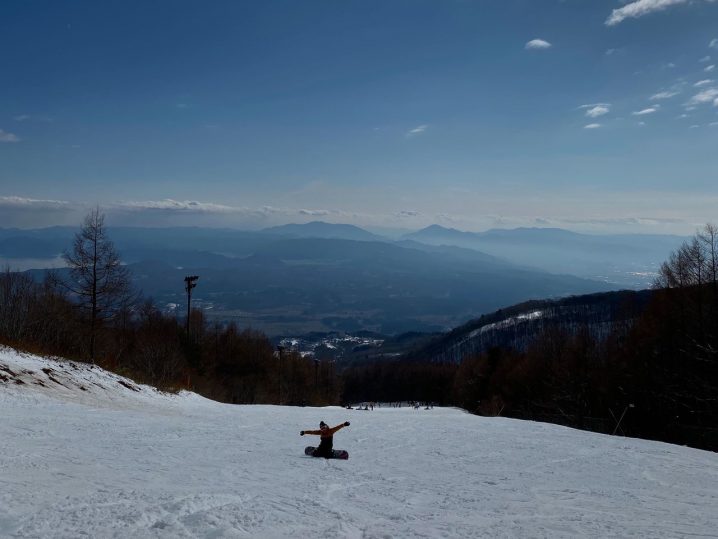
[
  {"xmin": 277, "ymin": 345, "xmax": 285, "ymax": 405},
  {"xmin": 184, "ymin": 275, "xmax": 199, "ymax": 337},
  {"xmin": 314, "ymin": 358, "xmax": 319, "ymax": 391}
]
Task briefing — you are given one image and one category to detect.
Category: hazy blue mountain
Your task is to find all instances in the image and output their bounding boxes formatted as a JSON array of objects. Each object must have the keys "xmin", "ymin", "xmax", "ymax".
[
  {"xmin": 6, "ymin": 225, "xmax": 626, "ymax": 336},
  {"xmin": 127, "ymin": 237, "xmax": 613, "ymax": 335},
  {"xmin": 0, "ymin": 226, "xmax": 77, "ymax": 242},
  {"xmin": 403, "ymin": 225, "xmax": 686, "ymax": 288},
  {"xmin": 394, "ymin": 240, "xmax": 524, "ymax": 268},
  {"xmin": 0, "ymin": 226, "xmax": 280, "ymax": 262},
  {"xmin": 261, "ymin": 221, "xmax": 385, "ymax": 241},
  {"xmin": 0, "ymin": 237, "xmax": 69, "ymax": 259},
  {"xmin": 404, "ymin": 224, "xmax": 482, "ymax": 245}
]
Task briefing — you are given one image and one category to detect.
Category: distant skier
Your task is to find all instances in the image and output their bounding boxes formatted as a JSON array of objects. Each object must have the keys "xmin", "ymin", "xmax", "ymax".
[{"xmin": 300, "ymin": 420, "xmax": 350, "ymax": 458}]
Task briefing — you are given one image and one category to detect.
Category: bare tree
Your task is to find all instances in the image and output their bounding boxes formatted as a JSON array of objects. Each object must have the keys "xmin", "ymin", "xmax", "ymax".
[
  {"xmin": 654, "ymin": 224, "xmax": 718, "ymax": 290},
  {"xmin": 63, "ymin": 208, "xmax": 133, "ymax": 362},
  {"xmin": 698, "ymin": 223, "xmax": 718, "ymax": 294},
  {"xmin": 0, "ymin": 267, "xmax": 36, "ymax": 343},
  {"xmin": 654, "ymin": 223, "xmax": 718, "ymax": 363}
]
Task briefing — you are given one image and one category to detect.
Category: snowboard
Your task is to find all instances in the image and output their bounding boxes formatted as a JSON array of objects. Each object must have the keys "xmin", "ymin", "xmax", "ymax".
[{"xmin": 304, "ymin": 446, "xmax": 349, "ymax": 460}]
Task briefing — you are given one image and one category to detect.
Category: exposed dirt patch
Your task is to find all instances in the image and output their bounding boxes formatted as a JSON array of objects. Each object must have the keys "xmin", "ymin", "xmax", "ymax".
[
  {"xmin": 1, "ymin": 364, "xmax": 18, "ymax": 377},
  {"xmin": 47, "ymin": 375, "xmax": 68, "ymax": 388},
  {"xmin": 117, "ymin": 380, "xmax": 140, "ymax": 392}
]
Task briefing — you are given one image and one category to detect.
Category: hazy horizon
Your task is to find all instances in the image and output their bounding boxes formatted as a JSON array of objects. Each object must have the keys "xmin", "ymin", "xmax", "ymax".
[
  {"xmin": 0, "ymin": 217, "xmax": 693, "ymax": 239},
  {"xmin": 2, "ymin": 1, "xmax": 717, "ymax": 235}
]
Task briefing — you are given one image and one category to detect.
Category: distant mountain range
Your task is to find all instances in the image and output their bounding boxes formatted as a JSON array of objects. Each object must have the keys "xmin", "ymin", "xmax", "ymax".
[
  {"xmin": 261, "ymin": 221, "xmax": 383, "ymax": 242},
  {"xmin": 1, "ymin": 221, "xmax": 686, "ymax": 284},
  {"xmin": 3, "ymin": 223, "xmax": 618, "ymax": 336},
  {"xmin": 402, "ymin": 225, "xmax": 685, "ymax": 287},
  {"xmin": 125, "ymin": 237, "xmax": 612, "ymax": 335}
]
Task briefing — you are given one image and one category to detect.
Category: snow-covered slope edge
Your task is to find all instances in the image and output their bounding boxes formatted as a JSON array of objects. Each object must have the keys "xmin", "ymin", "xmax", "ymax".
[
  {"xmin": 2, "ymin": 347, "xmax": 718, "ymax": 538},
  {"xmin": 0, "ymin": 345, "xmax": 204, "ymax": 409}
]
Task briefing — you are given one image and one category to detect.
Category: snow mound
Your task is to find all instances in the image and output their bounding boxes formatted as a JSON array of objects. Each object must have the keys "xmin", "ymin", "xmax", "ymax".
[{"xmin": 2, "ymin": 347, "xmax": 718, "ymax": 538}]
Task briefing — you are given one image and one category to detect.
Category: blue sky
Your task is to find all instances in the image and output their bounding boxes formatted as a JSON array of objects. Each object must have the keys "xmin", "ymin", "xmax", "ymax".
[{"xmin": 1, "ymin": 0, "xmax": 717, "ymax": 233}]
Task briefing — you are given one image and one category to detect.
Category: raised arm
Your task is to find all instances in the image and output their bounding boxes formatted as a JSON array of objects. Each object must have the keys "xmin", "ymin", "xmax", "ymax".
[
  {"xmin": 328, "ymin": 421, "xmax": 350, "ymax": 434},
  {"xmin": 301, "ymin": 429, "xmax": 322, "ymax": 436}
]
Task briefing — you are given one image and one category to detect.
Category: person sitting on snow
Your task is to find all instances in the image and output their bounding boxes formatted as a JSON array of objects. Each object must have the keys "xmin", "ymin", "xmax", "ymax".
[{"xmin": 300, "ymin": 420, "xmax": 350, "ymax": 458}]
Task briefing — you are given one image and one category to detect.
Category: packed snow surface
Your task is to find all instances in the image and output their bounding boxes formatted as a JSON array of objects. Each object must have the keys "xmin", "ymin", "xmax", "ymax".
[{"xmin": 1, "ymin": 347, "xmax": 718, "ymax": 538}]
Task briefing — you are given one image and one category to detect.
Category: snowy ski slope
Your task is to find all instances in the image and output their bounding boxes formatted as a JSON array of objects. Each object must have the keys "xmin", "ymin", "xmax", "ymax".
[{"xmin": 1, "ymin": 346, "xmax": 717, "ymax": 538}]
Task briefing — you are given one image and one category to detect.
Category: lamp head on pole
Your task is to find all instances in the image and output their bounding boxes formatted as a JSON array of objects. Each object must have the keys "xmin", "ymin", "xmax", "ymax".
[{"xmin": 184, "ymin": 275, "xmax": 199, "ymax": 292}]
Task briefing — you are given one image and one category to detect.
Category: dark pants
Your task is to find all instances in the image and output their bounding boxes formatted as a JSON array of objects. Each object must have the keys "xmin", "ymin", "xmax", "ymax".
[{"xmin": 313, "ymin": 438, "xmax": 333, "ymax": 458}]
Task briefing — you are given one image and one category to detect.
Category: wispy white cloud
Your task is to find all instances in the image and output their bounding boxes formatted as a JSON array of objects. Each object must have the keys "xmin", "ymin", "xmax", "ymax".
[
  {"xmin": 105, "ymin": 200, "xmax": 360, "ymax": 227},
  {"xmin": 406, "ymin": 124, "xmax": 428, "ymax": 137},
  {"xmin": 0, "ymin": 196, "xmax": 90, "ymax": 228},
  {"xmin": 710, "ymin": 38, "xmax": 718, "ymax": 49},
  {"xmin": 0, "ymin": 195, "xmax": 375, "ymax": 228},
  {"xmin": 705, "ymin": 64, "xmax": 716, "ymax": 72},
  {"xmin": 584, "ymin": 104, "xmax": 611, "ymax": 118},
  {"xmin": 583, "ymin": 123, "xmax": 602, "ymax": 129},
  {"xmin": 435, "ymin": 213, "xmax": 461, "ymax": 224},
  {"xmin": 13, "ymin": 114, "xmax": 52, "ymax": 123},
  {"xmin": 694, "ymin": 79, "xmax": 714, "ymax": 87},
  {"xmin": 650, "ymin": 90, "xmax": 680, "ymax": 100},
  {"xmin": 111, "ymin": 200, "xmax": 356, "ymax": 221},
  {"xmin": 578, "ymin": 103, "xmax": 611, "ymax": 119},
  {"xmin": 559, "ymin": 216, "xmax": 688, "ymax": 227},
  {"xmin": 298, "ymin": 209, "xmax": 336, "ymax": 216},
  {"xmin": 606, "ymin": 0, "xmax": 710, "ymax": 26},
  {"xmin": 632, "ymin": 107, "xmax": 659, "ymax": 115},
  {"xmin": 685, "ymin": 87, "xmax": 718, "ymax": 106},
  {"xmin": 0, "ymin": 129, "xmax": 20, "ymax": 143},
  {"xmin": 700, "ymin": 56, "xmax": 712, "ymax": 63},
  {"xmin": 525, "ymin": 39, "xmax": 552, "ymax": 50},
  {"xmin": 114, "ymin": 199, "xmax": 237, "ymax": 213},
  {"xmin": 0, "ymin": 196, "xmax": 73, "ymax": 210}
]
